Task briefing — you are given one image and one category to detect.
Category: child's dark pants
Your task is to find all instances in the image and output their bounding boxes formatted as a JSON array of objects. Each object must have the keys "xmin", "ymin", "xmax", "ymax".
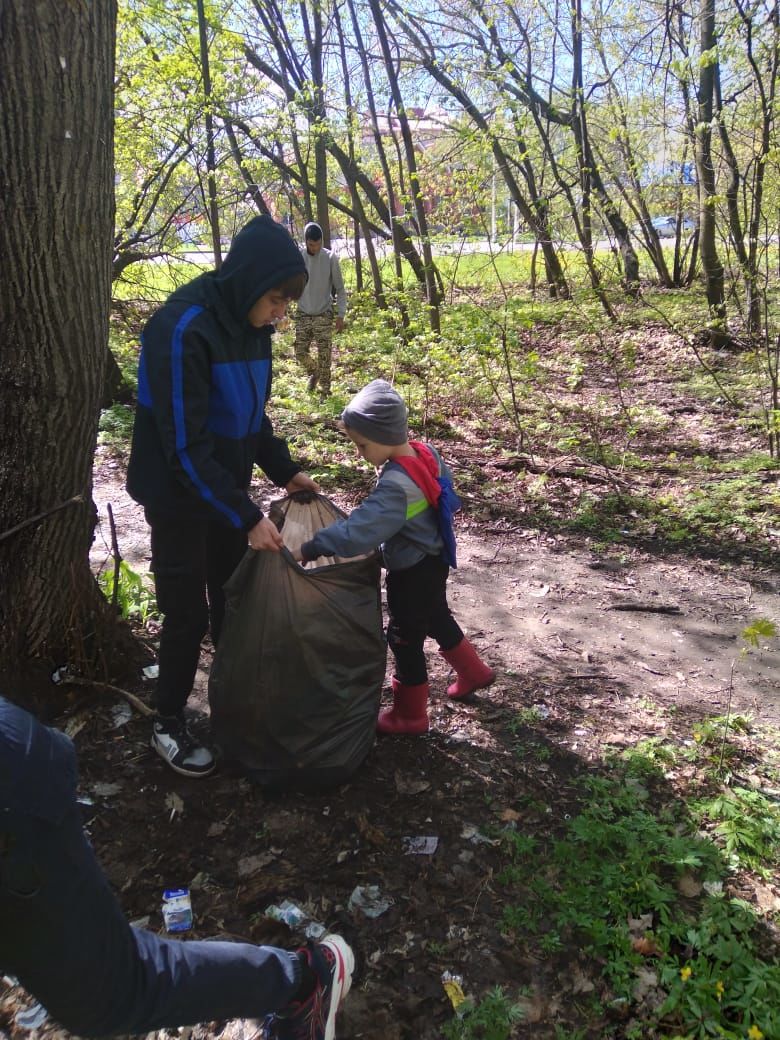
[{"xmin": 386, "ymin": 553, "xmax": 463, "ymax": 685}]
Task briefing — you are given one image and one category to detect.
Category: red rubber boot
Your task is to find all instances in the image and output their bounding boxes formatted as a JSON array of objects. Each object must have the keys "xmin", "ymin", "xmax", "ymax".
[
  {"xmin": 440, "ymin": 638, "xmax": 496, "ymax": 699},
  {"xmin": 376, "ymin": 678, "xmax": 430, "ymax": 735}
]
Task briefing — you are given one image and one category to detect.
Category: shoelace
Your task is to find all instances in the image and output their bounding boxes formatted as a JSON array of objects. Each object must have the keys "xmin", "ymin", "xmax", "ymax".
[{"xmin": 158, "ymin": 720, "xmax": 195, "ymax": 753}]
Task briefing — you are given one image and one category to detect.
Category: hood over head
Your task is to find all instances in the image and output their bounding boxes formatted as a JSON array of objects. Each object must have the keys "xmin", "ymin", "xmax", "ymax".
[{"xmin": 170, "ymin": 216, "xmax": 306, "ymax": 327}]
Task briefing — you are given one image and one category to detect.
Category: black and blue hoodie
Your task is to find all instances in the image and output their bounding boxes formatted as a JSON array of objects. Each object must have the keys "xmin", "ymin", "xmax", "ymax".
[{"xmin": 126, "ymin": 216, "xmax": 306, "ymax": 531}]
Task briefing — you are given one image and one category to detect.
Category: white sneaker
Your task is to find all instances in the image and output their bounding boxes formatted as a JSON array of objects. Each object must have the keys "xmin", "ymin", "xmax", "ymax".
[
  {"xmin": 275, "ymin": 933, "xmax": 354, "ymax": 1040},
  {"xmin": 151, "ymin": 716, "xmax": 216, "ymax": 777}
]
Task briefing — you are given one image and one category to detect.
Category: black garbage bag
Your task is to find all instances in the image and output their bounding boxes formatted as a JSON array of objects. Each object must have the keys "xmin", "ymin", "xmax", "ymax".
[{"xmin": 208, "ymin": 493, "xmax": 385, "ymax": 789}]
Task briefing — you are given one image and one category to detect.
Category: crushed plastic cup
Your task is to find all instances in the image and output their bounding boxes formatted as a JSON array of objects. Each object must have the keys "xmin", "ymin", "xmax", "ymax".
[
  {"xmin": 402, "ymin": 836, "xmax": 439, "ymax": 855},
  {"xmin": 348, "ymin": 884, "xmax": 394, "ymax": 918},
  {"xmin": 264, "ymin": 899, "xmax": 326, "ymax": 940},
  {"xmin": 264, "ymin": 899, "xmax": 307, "ymax": 929},
  {"xmin": 162, "ymin": 888, "xmax": 193, "ymax": 932},
  {"xmin": 461, "ymin": 823, "xmax": 499, "ymax": 846}
]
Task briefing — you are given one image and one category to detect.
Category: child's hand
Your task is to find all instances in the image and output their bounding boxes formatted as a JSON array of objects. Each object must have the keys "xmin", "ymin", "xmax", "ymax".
[{"xmin": 291, "ymin": 547, "xmax": 304, "ymax": 563}]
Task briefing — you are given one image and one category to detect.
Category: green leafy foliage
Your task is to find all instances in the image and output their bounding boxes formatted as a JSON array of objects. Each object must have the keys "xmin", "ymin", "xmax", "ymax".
[
  {"xmin": 695, "ymin": 787, "xmax": 780, "ymax": 873},
  {"xmin": 742, "ymin": 619, "xmax": 778, "ymax": 648},
  {"xmin": 98, "ymin": 560, "xmax": 157, "ymax": 622},
  {"xmin": 495, "ymin": 749, "xmax": 780, "ymax": 1038},
  {"xmin": 98, "ymin": 404, "xmax": 136, "ymax": 452}
]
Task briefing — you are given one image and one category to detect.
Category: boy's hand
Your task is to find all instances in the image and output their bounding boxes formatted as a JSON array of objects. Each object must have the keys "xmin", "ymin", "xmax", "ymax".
[
  {"xmin": 286, "ymin": 472, "xmax": 319, "ymax": 494},
  {"xmin": 291, "ymin": 547, "xmax": 305, "ymax": 563},
  {"xmin": 248, "ymin": 517, "xmax": 284, "ymax": 551}
]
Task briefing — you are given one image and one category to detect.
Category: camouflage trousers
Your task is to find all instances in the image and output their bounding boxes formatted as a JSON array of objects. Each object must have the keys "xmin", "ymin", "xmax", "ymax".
[{"xmin": 294, "ymin": 312, "xmax": 334, "ymax": 394}]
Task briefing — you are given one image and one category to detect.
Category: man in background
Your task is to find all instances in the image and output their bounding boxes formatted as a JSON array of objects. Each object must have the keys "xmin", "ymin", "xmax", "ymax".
[{"xmin": 294, "ymin": 222, "xmax": 347, "ymax": 396}]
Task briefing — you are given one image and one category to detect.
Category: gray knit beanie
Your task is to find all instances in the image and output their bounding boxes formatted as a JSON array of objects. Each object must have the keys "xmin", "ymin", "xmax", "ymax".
[{"xmin": 341, "ymin": 379, "xmax": 408, "ymax": 445}]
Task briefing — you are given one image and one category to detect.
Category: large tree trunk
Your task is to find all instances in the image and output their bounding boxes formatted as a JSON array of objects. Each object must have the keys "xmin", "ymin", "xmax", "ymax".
[
  {"xmin": 694, "ymin": 0, "xmax": 727, "ymax": 325},
  {"xmin": 196, "ymin": 0, "xmax": 222, "ymax": 268},
  {"xmin": 0, "ymin": 0, "xmax": 116, "ymax": 665},
  {"xmin": 368, "ymin": 0, "xmax": 442, "ymax": 333}
]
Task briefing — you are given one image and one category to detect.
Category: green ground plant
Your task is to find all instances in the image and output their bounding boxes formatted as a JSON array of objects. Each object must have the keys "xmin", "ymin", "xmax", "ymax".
[
  {"xmin": 97, "ymin": 560, "xmax": 157, "ymax": 623},
  {"xmin": 441, "ymin": 986, "xmax": 525, "ymax": 1040},
  {"xmin": 695, "ymin": 786, "xmax": 780, "ymax": 875}
]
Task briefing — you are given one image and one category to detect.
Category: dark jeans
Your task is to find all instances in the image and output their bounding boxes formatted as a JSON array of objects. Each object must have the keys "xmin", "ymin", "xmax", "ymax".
[
  {"xmin": 146, "ymin": 509, "xmax": 248, "ymax": 717},
  {"xmin": 385, "ymin": 553, "xmax": 463, "ymax": 685},
  {"xmin": 0, "ymin": 699, "xmax": 298, "ymax": 1036}
]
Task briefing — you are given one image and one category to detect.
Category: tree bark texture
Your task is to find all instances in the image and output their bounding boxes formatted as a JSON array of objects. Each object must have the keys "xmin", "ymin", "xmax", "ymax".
[
  {"xmin": 694, "ymin": 0, "xmax": 726, "ymax": 321},
  {"xmin": 0, "ymin": 0, "xmax": 116, "ymax": 663}
]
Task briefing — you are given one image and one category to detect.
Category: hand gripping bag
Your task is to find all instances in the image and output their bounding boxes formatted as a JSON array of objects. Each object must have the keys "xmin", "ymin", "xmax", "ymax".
[{"xmin": 208, "ymin": 493, "xmax": 385, "ymax": 789}]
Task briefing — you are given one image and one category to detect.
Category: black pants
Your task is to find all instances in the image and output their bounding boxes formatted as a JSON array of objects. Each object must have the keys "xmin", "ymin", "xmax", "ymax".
[
  {"xmin": 385, "ymin": 553, "xmax": 463, "ymax": 686},
  {"xmin": 146, "ymin": 509, "xmax": 248, "ymax": 717}
]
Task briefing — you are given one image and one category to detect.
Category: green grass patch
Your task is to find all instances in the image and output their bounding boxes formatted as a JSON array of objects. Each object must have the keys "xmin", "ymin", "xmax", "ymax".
[
  {"xmin": 97, "ymin": 560, "xmax": 157, "ymax": 622},
  {"xmin": 562, "ymin": 477, "xmax": 778, "ymax": 551}
]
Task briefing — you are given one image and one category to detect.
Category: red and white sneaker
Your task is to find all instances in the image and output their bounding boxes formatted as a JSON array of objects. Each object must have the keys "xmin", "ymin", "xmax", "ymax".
[{"xmin": 275, "ymin": 934, "xmax": 354, "ymax": 1040}]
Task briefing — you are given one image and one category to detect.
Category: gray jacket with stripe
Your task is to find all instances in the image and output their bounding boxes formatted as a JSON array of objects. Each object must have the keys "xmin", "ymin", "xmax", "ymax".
[{"xmin": 301, "ymin": 446, "xmax": 452, "ymax": 570}]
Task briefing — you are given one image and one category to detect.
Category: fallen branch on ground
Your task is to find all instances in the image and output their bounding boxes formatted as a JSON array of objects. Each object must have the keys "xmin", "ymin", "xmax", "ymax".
[
  {"xmin": 492, "ymin": 454, "xmax": 633, "ymax": 490},
  {"xmin": 65, "ymin": 677, "xmax": 154, "ymax": 717},
  {"xmin": 608, "ymin": 602, "xmax": 682, "ymax": 614}
]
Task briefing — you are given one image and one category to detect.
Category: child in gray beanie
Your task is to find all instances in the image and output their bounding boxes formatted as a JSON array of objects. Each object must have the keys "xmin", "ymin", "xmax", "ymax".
[{"xmin": 293, "ymin": 379, "xmax": 495, "ymax": 735}]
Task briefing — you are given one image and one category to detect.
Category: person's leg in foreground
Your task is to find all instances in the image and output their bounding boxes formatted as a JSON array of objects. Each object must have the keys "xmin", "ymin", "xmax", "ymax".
[{"xmin": 0, "ymin": 699, "xmax": 353, "ymax": 1039}]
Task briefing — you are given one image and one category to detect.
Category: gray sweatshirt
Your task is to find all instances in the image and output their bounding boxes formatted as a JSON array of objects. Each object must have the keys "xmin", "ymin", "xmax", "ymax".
[
  {"xmin": 301, "ymin": 448, "xmax": 453, "ymax": 570},
  {"xmin": 298, "ymin": 246, "xmax": 347, "ymax": 318}
]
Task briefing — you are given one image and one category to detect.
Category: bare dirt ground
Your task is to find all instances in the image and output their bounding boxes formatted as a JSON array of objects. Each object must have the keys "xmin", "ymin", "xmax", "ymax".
[{"xmin": 2, "ymin": 448, "xmax": 778, "ymax": 1040}]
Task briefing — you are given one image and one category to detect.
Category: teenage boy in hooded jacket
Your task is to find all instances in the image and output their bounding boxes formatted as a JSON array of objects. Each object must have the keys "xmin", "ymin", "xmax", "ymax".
[{"xmin": 127, "ymin": 216, "xmax": 318, "ymax": 778}]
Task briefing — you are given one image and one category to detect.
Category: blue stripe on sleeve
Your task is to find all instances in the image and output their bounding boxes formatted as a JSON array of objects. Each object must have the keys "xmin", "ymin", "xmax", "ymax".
[
  {"xmin": 171, "ymin": 306, "xmax": 243, "ymax": 528},
  {"xmin": 137, "ymin": 332, "xmax": 152, "ymax": 406}
]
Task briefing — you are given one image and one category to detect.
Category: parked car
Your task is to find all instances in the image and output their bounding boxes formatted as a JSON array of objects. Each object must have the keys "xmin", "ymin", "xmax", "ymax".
[{"xmin": 648, "ymin": 215, "xmax": 696, "ymax": 238}]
